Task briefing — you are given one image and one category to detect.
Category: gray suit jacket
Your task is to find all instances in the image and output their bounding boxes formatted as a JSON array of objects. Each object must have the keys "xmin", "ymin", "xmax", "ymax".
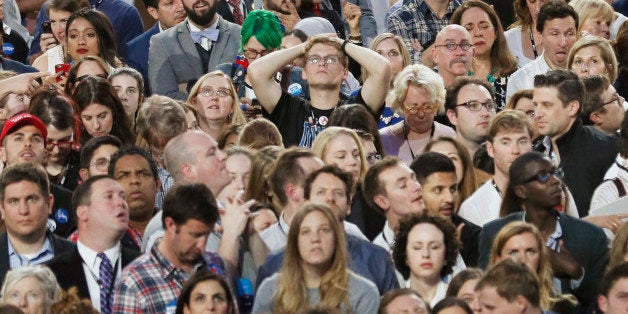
[{"xmin": 148, "ymin": 16, "xmax": 241, "ymax": 100}]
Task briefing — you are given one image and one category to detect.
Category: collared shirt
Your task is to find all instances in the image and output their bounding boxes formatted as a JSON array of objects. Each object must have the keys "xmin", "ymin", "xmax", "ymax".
[
  {"xmin": 386, "ymin": 0, "xmax": 462, "ymax": 63},
  {"xmin": 373, "ymin": 221, "xmax": 395, "ymax": 253},
  {"xmin": 8, "ymin": 235, "xmax": 54, "ymax": 269},
  {"xmin": 155, "ymin": 166, "xmax": 174, "ymax": 210},
  {"xmin": 506, "ymin": 53, "xmax": 550, "ymax": 103},
  {"xmin": 77, "ymin": 240, "xmax": 122, "ymax": 312},
  {"xmin": 113, "ymin": 239, "xmax": 225, "ymax": 314},
  {"xmin": 259, "ymin": 213, "xmax": 290, "ymax": 254},
  {"xmin": 188, "ymin": 19, "xmax": 219, "ymax": 51}
]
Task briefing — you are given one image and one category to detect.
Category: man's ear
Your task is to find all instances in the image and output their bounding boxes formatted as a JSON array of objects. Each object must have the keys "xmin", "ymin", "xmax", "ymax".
[
  {"xmin": 0, "ymin": 146, "xmax": 6, "ymax": 163},
  {"xmin": 146, "ymin": 6, "xmax": 159, "ymax": 20},
  {"xmin": 514, "ymin": 295, "xmax": 528, "ymax": 312},
  {"xmin": 568, "ymin": 100, "xmax": 580, "ymax": 118},
  {"xmin": 598, "ymin": 294, "xmax": 609, "ymax": 313},
  {"xmin": 79, "ymin": 169, "xmax": 89, "ymax": 181},
  {"xmin": 181, "ymin": 163, "xmax": 194, "ymax": 181},
  {"xmin": 47, "ymin": 194, "xmax": 54, "ymax": 215},
  {"xmin": 164, "ymin": 217, "xmax": 176, "ymax": 234},
  {"xmin": 446, "ymin": 109, "xmax": 458, "ymax": 126},
  {"xmin": 76, "ymin": 204, "xmax": 89, "ymax": 222},
  {"xmin": 373, "ymin": 194, "xmax": 390, "ymax": 212},
  {"xmin": 590, "ymin": 111, "xmax": 603, "ymax": 125},
  {"xmin": 486, "ymin": 140, "xmax": 495, "ymax": 158},
  {"xmin": 514, "ymin": 185, "xmax": 527, "ymax": 200}
]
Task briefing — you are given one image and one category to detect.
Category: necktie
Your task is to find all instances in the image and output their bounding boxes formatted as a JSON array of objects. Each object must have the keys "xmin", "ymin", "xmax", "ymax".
[
  {"xmin": 228, "ymin": 0, "xmax": 244, "ymax": 25},
  {"xmin": 190, "ymin": 29, "xmax": 220, "ymax": 44},
  {"xmin": 98, "ymin": 253, "xmax": 114, "ymax": 314}
]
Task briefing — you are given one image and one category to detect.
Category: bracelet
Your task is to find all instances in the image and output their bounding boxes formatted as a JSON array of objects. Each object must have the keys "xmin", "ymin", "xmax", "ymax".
[
  {"xmin": 341, "ymin": 40, "xmax": 351, "ymax": 53},
  {"xmin": 349, "ymin": 39, "xmax": 362, "ymax": 45},
  {"xmin": 349, "ymin": 33, "xmax": 361, "ymax": 40}
]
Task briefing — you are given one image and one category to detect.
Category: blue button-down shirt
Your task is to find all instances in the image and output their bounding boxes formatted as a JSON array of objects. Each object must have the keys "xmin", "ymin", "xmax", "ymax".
[{"xmin": 8, "ymin": 236, "xmax": 54, "ymax": 269}]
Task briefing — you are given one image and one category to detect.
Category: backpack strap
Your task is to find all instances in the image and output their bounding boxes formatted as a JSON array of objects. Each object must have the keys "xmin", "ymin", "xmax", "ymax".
[{"xmin": 610, "ymin": 177, "xmax": 627, "ymax": 197}]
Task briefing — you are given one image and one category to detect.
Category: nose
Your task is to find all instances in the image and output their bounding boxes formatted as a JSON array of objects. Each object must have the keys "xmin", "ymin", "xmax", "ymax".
[
  {"xmin": 422, "ymin": 246, "xmax": 431, "ymax": 257},
  {"xmin": 472, "ymin": 26, "xmax": 482, "ymax": 37},
  {"xmin": 444, "ymin": 188, "xmax": 454, "ymax": 204},
  {"xmin": 119, "ymin": 92, "xmax": 128, "ymax": 101},
  {"xmin": 511, "ymin": 143, "xmax": 521, "ymax": 155},
  {"xmin": 93, "ymin": 120, "xmax": 101, "ymax": 131},
  {"xmin": 470, "ymin": 296, "xmax": 481, "ymax": 313},
  {"xmin": 217, "ymin": 148, "xmax": 227, "ymax": 162},
  {"xmin": 205, "ymin": 299, "xmax": 216, "ymax": 310},
  {"xmin": 325, "ymin": 191, "xmax": 335, "ymax": 204},
  {"xmin": 195, "ymin": 235, "xmax": 208, "ymax": 251}
]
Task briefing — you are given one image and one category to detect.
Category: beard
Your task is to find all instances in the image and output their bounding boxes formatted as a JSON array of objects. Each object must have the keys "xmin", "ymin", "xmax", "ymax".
[{"xmin": 184, "ymin": 0, "xmax": 217, "ymax": 28}]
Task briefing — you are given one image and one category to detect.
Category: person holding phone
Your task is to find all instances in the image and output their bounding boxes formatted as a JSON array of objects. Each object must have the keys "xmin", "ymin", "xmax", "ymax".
[{"xmin": 32, "ymin": 0, "xmax": 90, "ymax": 75}]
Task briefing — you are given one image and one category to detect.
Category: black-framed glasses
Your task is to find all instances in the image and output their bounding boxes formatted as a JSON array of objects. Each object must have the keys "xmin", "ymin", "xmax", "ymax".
[
  {"xmin": 403, "ymin": 102, "xmax": 437, "ymax": 115},
  {"xmin": 603, "ymin": 94, "xmax": 623, "ymax": 106},
  {"xmin": 434, "ymin": 42, "xmax": 473, "ymax": 51},
  {"xmin": 306, "ymin": 55, "xmax": 341, "ymax": 66},
  {"xmin": 243, "ymin": 48, "xmax": 272, "ymax": 59},
  {"xmin": 456, "ymin": 100, "xmax": 497, "ymax": 112},
  {"xmin": 522, "ymin": 167, "xmax": 564, "ymax": 184},
  {"xmin": 76, "ymin": 73, "xmax": 108, "ymax": 82}
]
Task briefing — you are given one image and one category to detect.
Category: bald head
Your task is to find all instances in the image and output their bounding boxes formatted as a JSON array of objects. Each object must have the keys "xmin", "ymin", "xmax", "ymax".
[
  {"xmin": 432, "ymin": 25, "xmax": 474, "ymax": 85},
  {"xmin": 165, "ymin": 131, "xmax": 230, "ymax": 194}
]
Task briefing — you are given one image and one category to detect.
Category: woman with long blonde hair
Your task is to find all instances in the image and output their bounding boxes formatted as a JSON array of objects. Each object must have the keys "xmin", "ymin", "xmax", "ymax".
[
  {"xmin": 253, "ymin": 204, "xmax": 379, "ymax": 313},
  {"xmin": 489, "ymin": 221, "xmax": 578, "ymax": 312}
]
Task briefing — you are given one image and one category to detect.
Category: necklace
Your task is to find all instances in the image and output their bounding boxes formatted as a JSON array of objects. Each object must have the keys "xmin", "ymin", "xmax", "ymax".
[
  {"xmin": 468, "ymin": 67, "xmax": 497, "ymax": 84},
  {"xmin": 403, "ymin": 121, "xmax": 435, "ymax": 161},
  {"xmin": 529, "ymin": 26, "xmax": 539, "ymax": 59}
]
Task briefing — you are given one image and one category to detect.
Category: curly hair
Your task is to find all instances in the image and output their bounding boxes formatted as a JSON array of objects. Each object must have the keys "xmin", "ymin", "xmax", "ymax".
[{"xmin": 392, "ymin": 213, "xmax": 460, "ymax": 279}]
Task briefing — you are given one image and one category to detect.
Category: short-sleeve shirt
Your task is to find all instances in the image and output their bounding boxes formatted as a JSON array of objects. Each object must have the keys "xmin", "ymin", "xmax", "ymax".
[{"xmin": 263, "ymin": 90, "xmax": 367, "ymax": 147}]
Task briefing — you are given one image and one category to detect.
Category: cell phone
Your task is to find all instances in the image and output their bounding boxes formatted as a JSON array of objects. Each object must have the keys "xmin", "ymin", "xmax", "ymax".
[
  {"xmin": 55, "ymin": 63, "xmax": 71, "ymax": 82},
  {"xmin": 41, "ymin": 21, "xmax": 53, "ymax": 34}
]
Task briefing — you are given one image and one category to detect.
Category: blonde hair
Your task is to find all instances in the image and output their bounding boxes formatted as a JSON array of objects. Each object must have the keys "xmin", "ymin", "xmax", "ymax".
[
  {"xmin": 567, "ymin": 36, "xmax": 618, "ymax": 83},
  {"xmin": 187, "ymin": 70, "xmax": 246, "ymax": 126},
  {"xmin": 362, "ymin": 33, "xmax": 411, "ymax": 83},
  {"xmin": 391, "ymin": 64, "xmax": 446, "ymax": 115},
  {"xmin": 569, "ymin": 0, "xmax": 615, "ymax": 36},
  {"xmin": 274, "ymin": 204, "xmax": 350, "ymax": 313},
  {"xmin": 311, "ymin": 126, "xmax": 368, "ymax": 184},
  {"xmin": 489, "ymin": 221, "xmax": 576, "ymax": 310}
]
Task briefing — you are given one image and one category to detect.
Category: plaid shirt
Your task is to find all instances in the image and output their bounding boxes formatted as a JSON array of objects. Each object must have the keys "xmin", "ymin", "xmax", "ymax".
[
  {"xmin": 155, "ymin": 166, "xmax": 174, "ymax": 210},
  {"xmin": 112, "ymin": 239, "xmax": 226, "ymax": 314},
  {"xmin": 387, "ymin": 0, "xmax": 462, "ymax": 63}
]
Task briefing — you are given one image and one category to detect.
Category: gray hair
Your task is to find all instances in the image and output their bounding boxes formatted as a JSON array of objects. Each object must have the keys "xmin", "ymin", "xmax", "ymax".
[
  {"xmin": 0, "ymin": 265, "xmax": 61, "ymax": 312},
  {"xmin": 392, "ymin": 64, "xmax": 446, "ymax": 114},
  {"xmin": 135, "ymin": 95, "xmax": 187, "ymax": 146}
]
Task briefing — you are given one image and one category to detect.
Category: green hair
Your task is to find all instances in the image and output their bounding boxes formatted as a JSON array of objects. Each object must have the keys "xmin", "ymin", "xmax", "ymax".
[{"xmin": 240, "ymin": 10, "xmax": 284, "ymax": 51}]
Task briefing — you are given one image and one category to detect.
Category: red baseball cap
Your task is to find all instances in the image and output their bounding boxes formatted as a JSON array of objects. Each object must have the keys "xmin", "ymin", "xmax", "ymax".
[{"xmin": 0, "ymin": 113, "xmax": 48, "ymax": 145}]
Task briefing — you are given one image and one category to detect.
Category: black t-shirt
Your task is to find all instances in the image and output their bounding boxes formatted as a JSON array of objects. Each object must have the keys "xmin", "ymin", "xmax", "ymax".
[{"xmin": 263, "ymin": 90, "xmax": 366, "ymax": 147}]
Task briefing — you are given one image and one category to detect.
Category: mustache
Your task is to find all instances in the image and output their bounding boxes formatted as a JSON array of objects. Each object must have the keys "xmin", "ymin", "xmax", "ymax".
[{"xmin": 450, "ymin": 57, "xmax": 469, "ymax": 67}]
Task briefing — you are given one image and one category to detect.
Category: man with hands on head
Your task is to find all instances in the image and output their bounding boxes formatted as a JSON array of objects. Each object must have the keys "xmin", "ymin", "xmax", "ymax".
[{"xmin": 248, "ymin": 33, "xmax": 390, "ymax": 147}]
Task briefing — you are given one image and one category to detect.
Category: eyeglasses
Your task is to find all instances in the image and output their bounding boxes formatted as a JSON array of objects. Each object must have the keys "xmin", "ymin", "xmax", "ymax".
[
  {"xmin": 366, "ymin": 153, "xmax": 382, "ymax": 164},
  {"xmin": 434, "ymin": 42, "xmax": 473, "ymax": 51},
  {"xmin": 456, "ymin": 100, "xmax": 497, "ymax": 112},
  {"xmin": 522, "ymin": 167, "xmax": 564, "ymax": 184},
  {"xmin": 46, "ymin": 139, "xmax": 73, "ymax": 150},
  {"xmin": 90, "ymin": 157, "xmax": 110, "ymax": 171},
  {"xmin": 306, "ymin": 55, "xmax": 341, "ymax": 66},
  {"xmin": 198, "ymin": 88, "xmax": 231, "ymax": 98},
  {"xmin": 403, "ymin": 102, "xmax": 437, "ymax": 115},
  {"xmin": 604, "ymin": 94, "xmax": 624, "ymax": 106},
  {"xmin": 243, "ymin": 48, "xmax": 272, "ymax": 59}
]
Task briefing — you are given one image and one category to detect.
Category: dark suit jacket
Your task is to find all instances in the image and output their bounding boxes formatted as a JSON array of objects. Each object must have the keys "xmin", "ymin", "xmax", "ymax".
[
  {"xmin": 478, "ymin": 211, "xmax": 608, "ymax": 307},
  {"xmin": 46, "ymin": 245, "xmax": 140, "ymax": 300},
  {"xmin": 452, "ymin": 214, "xmax": 481, "ymax": 268},
  {"xmin": 126, "ymin": 23, "xmax": 160, "ymax": 96},
  {"xmin": 216, "ymin": 0, "xmax": 253, "ymax": 24},
  {"xmin": 148, "ymin": 16, "xmax": 241, "ymax": 100},
  {"xmin": 0, "ymin": 231, "xmax": 75, "ymax": 286}
]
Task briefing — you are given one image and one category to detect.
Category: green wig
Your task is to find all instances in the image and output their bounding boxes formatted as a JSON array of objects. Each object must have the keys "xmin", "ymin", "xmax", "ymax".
[{"xmin": 240, "ymin": 10, "xmax": 285, "ymax": 51}]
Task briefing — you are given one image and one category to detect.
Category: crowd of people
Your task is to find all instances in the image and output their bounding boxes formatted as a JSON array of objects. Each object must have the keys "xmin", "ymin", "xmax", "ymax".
[{"xmin": 0, "ymin": 0, "xmax": 627, "ymax": 312}]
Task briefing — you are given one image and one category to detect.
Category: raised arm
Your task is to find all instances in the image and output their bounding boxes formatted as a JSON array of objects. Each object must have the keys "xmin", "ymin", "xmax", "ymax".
[
  {"xmin": 341, "ymin": 40, "xmax": 391, "ymax": 113},
  {"xmin": 248, "ymin": 43, "xmax": 306, "ymax": 114}
]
